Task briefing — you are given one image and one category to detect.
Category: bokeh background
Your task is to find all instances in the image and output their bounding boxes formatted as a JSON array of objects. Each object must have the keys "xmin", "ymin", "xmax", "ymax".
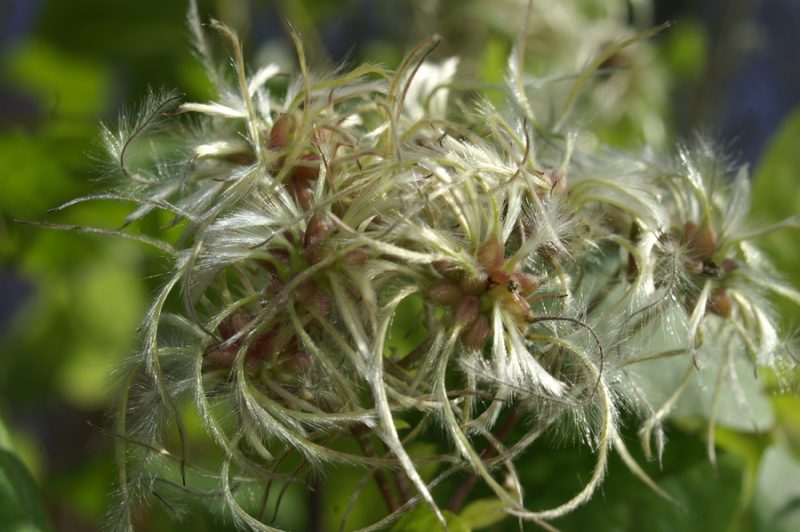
[{"xmin": 1, "ymin": 0, "xmax": 799, "ymax": 530}]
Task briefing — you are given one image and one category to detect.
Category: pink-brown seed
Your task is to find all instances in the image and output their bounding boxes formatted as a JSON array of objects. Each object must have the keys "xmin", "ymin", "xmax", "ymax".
[
  {"xmin": 722, "ymin": 258, "xmax": 739, "ymax": 273},
  {"xmin": 708, "ymin": 289, "xmax": 733, "ymax": 318},
  {"xmin": 206, "ymin": 345, "xmax": 238, "ymax": 369},
  {"xmin": 477, "ymin": 234, "xmax": 505, "ymax": 271},
  {"xmin": 462, "ymin": 315, "xmax": 490, "ymax": 351},
  {"xmin": 512, "ymin": 271, "xmax": 538, "ymax": 297},
  {"xmin": 312, "ymin": 291, "xmax": 332, "ymax": 316},
  {"xmin": 289, "ymin": 177, "xmax": 313, "ymax": 209},
  {"xmin": 489, "ymin": 269, "xmax": 512, "ymax": 285},
  {"xmin": 549, "ymin": 169, "xmax": 568, "ymax": 194},
  {"xmin": 282, "ymin": 351, "xmax": 312, "ymax": 373},
  {"xmin": 344, "ymin": 247, "xmax": 369, "ymax": 266},
  {"xmin": 246, "ymin": 330, "xmax": 277, "ymax": 360},
  {"xmin": 217, "ymin": 313, "xmax": 249, "ymax": 340},
  {"xmin": 454, "ymin": 296, "xmax": 481, "ymax": 327},
  {"xmin": 291, "ymin": 152, "xmax": 321, "ymax": 184},
  {"xmin": 504, "ymin": 291, "xmax": 534, "ymax": 322},
  {"xmin": 428, "ymin": 282, "xmax": 463, "ymax": 305},
  {"xmin": 304, "ymin": 213, "xmax": 331, "ymax": 250},
  {"xmin": 432, "ymin": 260, "xmax": 462, "ymax": 281},
  {"xmin": 461, "ymin": 271, "xmax": 489, "ymax": 295},
  {"xmin": 268, "ymin": 113, "xmax": 295, "ymax": 150},
  {"xmin": 683, "ymin": 221, "xmax": 717, "ymax": 262},
  {"xmin": 304, "ymin": 213, "xmax": 332, "ymax": 264}
]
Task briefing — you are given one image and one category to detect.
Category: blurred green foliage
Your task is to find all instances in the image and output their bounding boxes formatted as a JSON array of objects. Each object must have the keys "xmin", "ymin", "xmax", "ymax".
[
  {"xmin": 0, "ymin": 415, "xmax": 53, "ymax": 532},
  {"xmin": 752, "ymin": 109, "xmax": 800, "ymax": 325},
  {"xmin": 1, "ymin": 1, "xmax": 798, "ymax": 531}
]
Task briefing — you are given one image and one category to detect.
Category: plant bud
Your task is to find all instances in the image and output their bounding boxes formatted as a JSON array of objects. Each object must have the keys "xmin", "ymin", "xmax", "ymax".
[
  {"xmin": 722, "ymin": 258, "xmax": 739, "ymax": 273},
  {"xmin": 307, "ymin": 245, "xmax": 330, "ymax": 265},
  {"xmin": 218, "ymin": 313, "xmax": 249, "ymax": 340},
  {"xmin": 683, "ymin": 221, "xmax": 717, "ymax": 261},
  {"xmin": 428, "ymin": 281, "xmax": 463, "ymax": 305},
  {"xmin": 511, "ymin": 268, "xmax": 538, "ymax": 297},
  {"xmin": 504, "ymin": 291, "xmax": 534, "ymax": 322},
  {"xmin": 264, "ymin": 279, "xmax": 284, "ymax": 298},
  {"xmin": 291, "ymin": 152, "xmax": 321, "ymax": 183},
  {"xmin": 205, "ymin": 345, "xmax": 238, "ymax": 369},
  {"xmin": 461, "ymin": 271, "xmax": 489, "ymax": 295},
  {"xmin": 685, "ymin": 258, "xmax": 704, "ymax": 277},
  {"xmin": 537, "ymin": 169, "xmax": 567, "ymax": 197},
  {"xmin": 489, "ymin": 269, "xmax": 512, "ymax": 285},
  {"xmin": 626, "ymin": 254, "xmax": 639, "ymax": 280},
  {"xmin": 454, "ymin": 296, "xmax": 480, "ymax": 327},
  {"xmin": 344, "ymin": 247, "xmax": 369, "ymax": 266},
  {"xmin": 432, "ymin": 260, "xmax": 461, "ymax": 280},
  {"xmin": 477, "ymin": 233, "xmax": 505, "ymax": 271},
  {"xmin": 550, "ymin": 169, "xmax": 568, "ymax": 193},
  {"xmin": 304, "ymin": 213, "xmax": 331, "ymax": 251},
  {"xmin": 310, "ymin": 126, "xmax": 331, "ymax": 148},
  {"xmin": 289, "ymin": 177, "xmax": 313, "ymax": 209},
  {"xmin": 312, "ymin": 291, "xmax": 332, "ymax": 316},
  {"xmin": 462, "ymin": 315, "xmax": 490, "ymax": 351},
  {"xmin": 282, "ymin": 351, "xmax": 312, "ymax": 374},
  {"xmin": 268, "ymin": 113, "xmax": 295, "ymax": 150},
  {"xmin": 708, "ymin": 289, "xmax": 733, "ymax": 318},
  {"xmin": 246, "ymin": 330, "xmax": 276, "ymax": 360}
]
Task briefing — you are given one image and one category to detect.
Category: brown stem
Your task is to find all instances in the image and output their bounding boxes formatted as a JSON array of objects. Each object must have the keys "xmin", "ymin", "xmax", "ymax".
[
  {"xmin": 446, "ymin": 405, "xmax": 523, "ymax": 512},
  {"xmin": 393, "ymin": 468, "xmax": 413, "ymax": 504},
  {"xmin": 308, "ymin": 476, "xmax": 324, "ymax": 532},
  {"xmin": 351, "ymin": 424, "xmax": 399, "ymax": 513}
]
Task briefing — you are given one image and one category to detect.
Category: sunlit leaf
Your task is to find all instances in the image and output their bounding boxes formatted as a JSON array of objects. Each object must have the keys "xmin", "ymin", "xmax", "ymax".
[
  {"xmin": 459, "ymin": 497, "xmax": 509, "ymax": 530},
  {"xmin": 391, "ymin": 506, "xmax": 470, "ymax": 532}
]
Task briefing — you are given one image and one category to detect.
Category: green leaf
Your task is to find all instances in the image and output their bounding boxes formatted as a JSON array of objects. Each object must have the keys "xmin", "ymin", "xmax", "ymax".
[
  {"xmin": 459, "ymin": 497, "xmax": 509, "ymax": 530},
  {"xmin": 386, "ymin": 294, "xmax": 428, "ymax": 358},
  {"xmin": 713, "ymin": 426, "xmax": 771, "ymax": 511},
  {"xmin": 393, "ymin": 418, "xmax": 411, "ymax": 430},
  {"xmin": 771, "ymin": 395, "xmax": 800, "ymax": 458},
  {"xmin": 0, "ymin": 417, "xmax": 53, "ymax": 532},
  {"xmin": 753, "ymin": 445, "xmax": 800, "ymax": 532},
  {"xmin": 751, "ymin": 108, "xmax": 800, "ymax": 324},
  {"xmin": 516, "ymin": 426, "xmax": 750, "ymax": 532},
  {"xmin": 391, "ymin": 506, "xmax": 470, "ymax": 532}
]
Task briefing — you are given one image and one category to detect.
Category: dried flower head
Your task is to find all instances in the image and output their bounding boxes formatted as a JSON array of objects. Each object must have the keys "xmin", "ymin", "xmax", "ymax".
[{"xmin": 34, "ymin": 2, "xmax": 798, "ymax": 530}]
